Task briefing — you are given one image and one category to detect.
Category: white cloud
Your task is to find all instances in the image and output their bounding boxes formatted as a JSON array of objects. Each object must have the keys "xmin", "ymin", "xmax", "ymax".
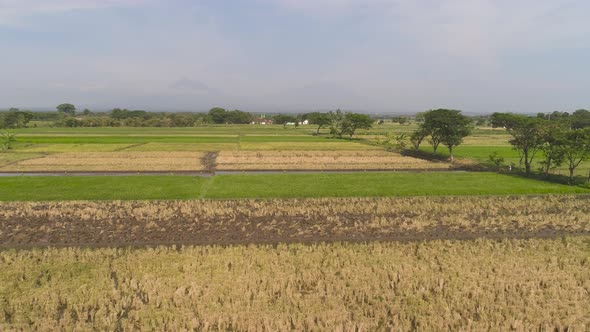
[{"xmin": 0, "ymin": 0, "xmax": 145, "ymax": 25}]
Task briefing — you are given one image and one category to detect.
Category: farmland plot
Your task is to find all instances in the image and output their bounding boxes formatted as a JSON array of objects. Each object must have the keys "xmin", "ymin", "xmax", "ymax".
[
  {"xmin": 216, "ymin": 150, "xmax": 449, "ymax": 170},
  {"xmin": 0, "ymin": 238, "xmax": 588, "ymax": 330},
  {"xmin": 0, "ymin": 152, "xmax": 206, "ymax": 172},
  {"xmin": 1, "ymin": 195, "xmax": 588, "ymax": 247}
]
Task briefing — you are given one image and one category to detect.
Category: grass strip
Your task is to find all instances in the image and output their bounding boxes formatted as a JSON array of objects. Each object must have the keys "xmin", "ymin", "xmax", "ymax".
[{"xmin": 0, "ymin": 172, "xmax": 587, "ymax": 201}]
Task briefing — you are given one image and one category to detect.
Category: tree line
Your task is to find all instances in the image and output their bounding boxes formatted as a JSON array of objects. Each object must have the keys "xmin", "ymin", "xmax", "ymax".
[
  {"xmin": 404, "ymin": 109, "xmax": 590, "ymax": 183},
  {"xmin": 490, "ymin": 112, "xmax": 590, "ymax": 183},
  {"xmin": 0, "ymin": 104, "xmax": 375, "ymax": 138}
]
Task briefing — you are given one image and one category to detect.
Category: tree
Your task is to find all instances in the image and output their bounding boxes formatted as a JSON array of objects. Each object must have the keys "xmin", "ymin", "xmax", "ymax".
[
  {"xmin": 208, "ymin": 107, "xmax": 226, "ymax": 124},
  {"xmin": 420, "ymin": 109, "xmax": 472, "ymax": 159},
  {"xmin": 341, "ymin": 113, "xmax": 373, "ymax": 139},
  {"xmin": 414, "ymin": 112, "xmax": 426, "ymax": 123},
  {"xmin": 491, "ymin": 113, "xmax": 544, "ymax": 175},
  {"xmin": 410, "ymin": 128, "xmax": 428, "ymax": 150},
  {"xmin": 539, "ymin": 123, "xmax": 566, "ymax": 174},
  {"xmin": 82, "ymin": 108, "xmax": 92, "ymax": 116},
  {"xmin": 224, "ymin": 110, "xmax": 252, "ymax": 124},
  {"xmin": 392, "ymin": 133, "xmax": 409, "ymax": 150},
  {"xmin": 561, "ymin": 129, "xmax": 590, "ymax": 184},
  {"xmin": 272, "ymin": 114, "xmax": 298, "ymax": 126},
  {"xmin": 57, "ymin": 103, "xmax": 76, "ymax": 116},
  {"xmin": 1, "ymin": 108, "xmax": 33, "ymax": 128},
  {"xmin": 328, "ymin": 109, "xmax": 345, "ymax": 137},
  {"xmin": 110, "ymin": 108, "xmax": 130, "ymax": 120},
  {"xmin": 0, "ymin": 131, "xmax": 16, "ymax": 151},
  {"xmin": 306, "ymin": 112, "xmax": 331, "ymax": 134},
  {"xmin": 571, "ymin": 109, "xmax": 590, "ymax": 129},
  {"xmin": 63, "ymin": 117, "xmax": 80, "ymax": 128}
]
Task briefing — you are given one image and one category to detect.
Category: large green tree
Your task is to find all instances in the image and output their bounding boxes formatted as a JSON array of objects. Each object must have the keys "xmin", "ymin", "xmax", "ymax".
[
  {"xmin": 305, "ymin": 112, "xmax": 331, "ymax": 134},
  {"xmin": 420, "ymin": 109, "xmax": 472, "ymax": 160},
  {"xmin": 56, "ymin": 103, "xmax": 76, "ymax": 116},
  {"xmin": 341, "ymin": 113, "xmax": 373, "ymax": 139},
  {"xmin": 491, "ymin": 113, "xmax": 545, "ymax": 175},
  {"xmin": 208, "ymin": 107, "xmax": 227, "ymax": 124},
  {"xmin": 328, "ymin": 109, "xmax": 345, "ymax": 138},
  {"xmin": 224, "ymin": 110, "xmax": 252, "ymax": 124}
]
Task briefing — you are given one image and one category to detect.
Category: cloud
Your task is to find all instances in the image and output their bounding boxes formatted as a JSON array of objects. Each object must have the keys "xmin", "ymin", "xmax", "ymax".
[
  {"xmin": 2, "ymin": 0, "xmax": 589, "ymax": 112},
  {"xmin": 0, "ymin": 0, "xmax": 145, "ymax": 25},
  {"xmin": 270, "ymin": 0, "xmax": 590, "ymax": 61}
]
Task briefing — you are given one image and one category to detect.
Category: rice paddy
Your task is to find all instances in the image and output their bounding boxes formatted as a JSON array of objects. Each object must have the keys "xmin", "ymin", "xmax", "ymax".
[
  {"xmin": 1, "ymin": 238, "xmax": 588, "ymax": 330},
  {"xmin": 216, "ymin": 150, "xmax": 448, "ymax": 170},
  {"xmin": 0, "ymin": 152, "xmax": 206, "ymax": 172}
]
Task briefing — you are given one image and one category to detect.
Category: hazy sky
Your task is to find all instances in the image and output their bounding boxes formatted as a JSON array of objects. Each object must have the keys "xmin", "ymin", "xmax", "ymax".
[{"xmin": 1, "ymin": 0, "xmax": 589, "ymax": 113}]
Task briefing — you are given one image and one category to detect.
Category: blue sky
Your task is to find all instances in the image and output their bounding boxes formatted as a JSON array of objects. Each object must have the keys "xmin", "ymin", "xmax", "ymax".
[{"xmin": 1, "ymin": 0, "xmax": 589, "ymax": 113}]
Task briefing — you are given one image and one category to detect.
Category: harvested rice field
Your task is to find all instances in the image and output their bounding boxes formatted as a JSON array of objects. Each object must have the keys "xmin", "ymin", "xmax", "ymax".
[
  {"xmin": 216, "ymin": 150, "xmax": 449, "ymax": 170},
  {"xmin": 237, "ymin": 141, "xmax": 379, "ymax": 150},
  {"xmin": 1, "ymin": 195, "xmax": 588, "ymax": 247},
  {"xmin": 123, "ymin": 142, "xmax": 239, "ymax": 152},
  {"xmin": 0, "ymin": 238, "xmax": 588, "ymax": 330},
  {"xmin": 0, "ymin": 152, "xmax": 206, "ymax": 172},
  {"xmin": 0, "ymin": 152, "xmax": 47, "ymax": 168},
  {"xmin": 3, "ymin": 126, "xmax": 590, "ymax": 331},
  {"xmin": 18, "ymin": 143, "xmax": 137, "ymax": 153}
]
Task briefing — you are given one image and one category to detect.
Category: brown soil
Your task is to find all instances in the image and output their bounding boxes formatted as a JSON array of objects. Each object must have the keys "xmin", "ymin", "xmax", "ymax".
[{"xmin": 1, "ymin": 196, "xmax": 588, "ymax": 248}]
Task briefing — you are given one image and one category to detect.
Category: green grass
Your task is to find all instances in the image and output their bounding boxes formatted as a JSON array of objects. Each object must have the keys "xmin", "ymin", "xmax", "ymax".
[
  {"xmin": 238, "ymin": 141, "xmax": 376, "ymax": 150},
  {"xmin": 206, "ymin": 172, "xmax": 588, "ymax": 198},
  {"xmin": 0, "ymin": 176, "xmax": 207, "ymax": 201},
  {"xmin": 15, "ymin": 136, "xmax": 240, "ymax": 144},
  {"xmin": 124, "ymin": 142, "xmax": 240, "ymax": 151},
  {"xmin": 420, "ymin": 146, "xmax": 520, "ymax": 162},
  {"xmin": 239, "ymin": 135, "xmax": 337, "ymax": 142},
  {"xmin": 0, "ymin": 172, "xmax": 587, "ymax": 201},
  {"xmin": 9, "ymin": 125, "xmax": 318, "ymax": 136},
  {"xmin": 17, "ymin": 143, "xmax": 137, "ymax": 153}
]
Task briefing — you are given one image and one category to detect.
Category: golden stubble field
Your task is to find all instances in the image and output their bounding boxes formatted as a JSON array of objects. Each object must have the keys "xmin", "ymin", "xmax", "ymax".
[
  {"xmin": 0, "ymin": 149, "xmax": 449, "ymax": 172},
  {"xmin": 1, "ymin": 195, "xmax": 589, "ymax": 330},
  {"xmin": 0, "ymin": 152, "xmax": 207, "ymax": 172},
  {"xmin": 216, "ymin": 150, "xmax": 449, "ymax": 170},
  {"xmin": 0, "ymin": 238, "xmax": 588, "ymax": 331}
]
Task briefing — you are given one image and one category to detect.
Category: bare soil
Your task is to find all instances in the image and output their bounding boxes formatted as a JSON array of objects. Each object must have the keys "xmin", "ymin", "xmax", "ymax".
[{"xmin": 1, "ymin": 196, "xmax": 588, "ymax": 248}]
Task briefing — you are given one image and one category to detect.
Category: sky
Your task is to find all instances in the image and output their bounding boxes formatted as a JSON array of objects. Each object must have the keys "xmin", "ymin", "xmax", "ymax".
[{"xmin": 1, "ymin": 0, "xmax": 589, "ymax": 113}]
